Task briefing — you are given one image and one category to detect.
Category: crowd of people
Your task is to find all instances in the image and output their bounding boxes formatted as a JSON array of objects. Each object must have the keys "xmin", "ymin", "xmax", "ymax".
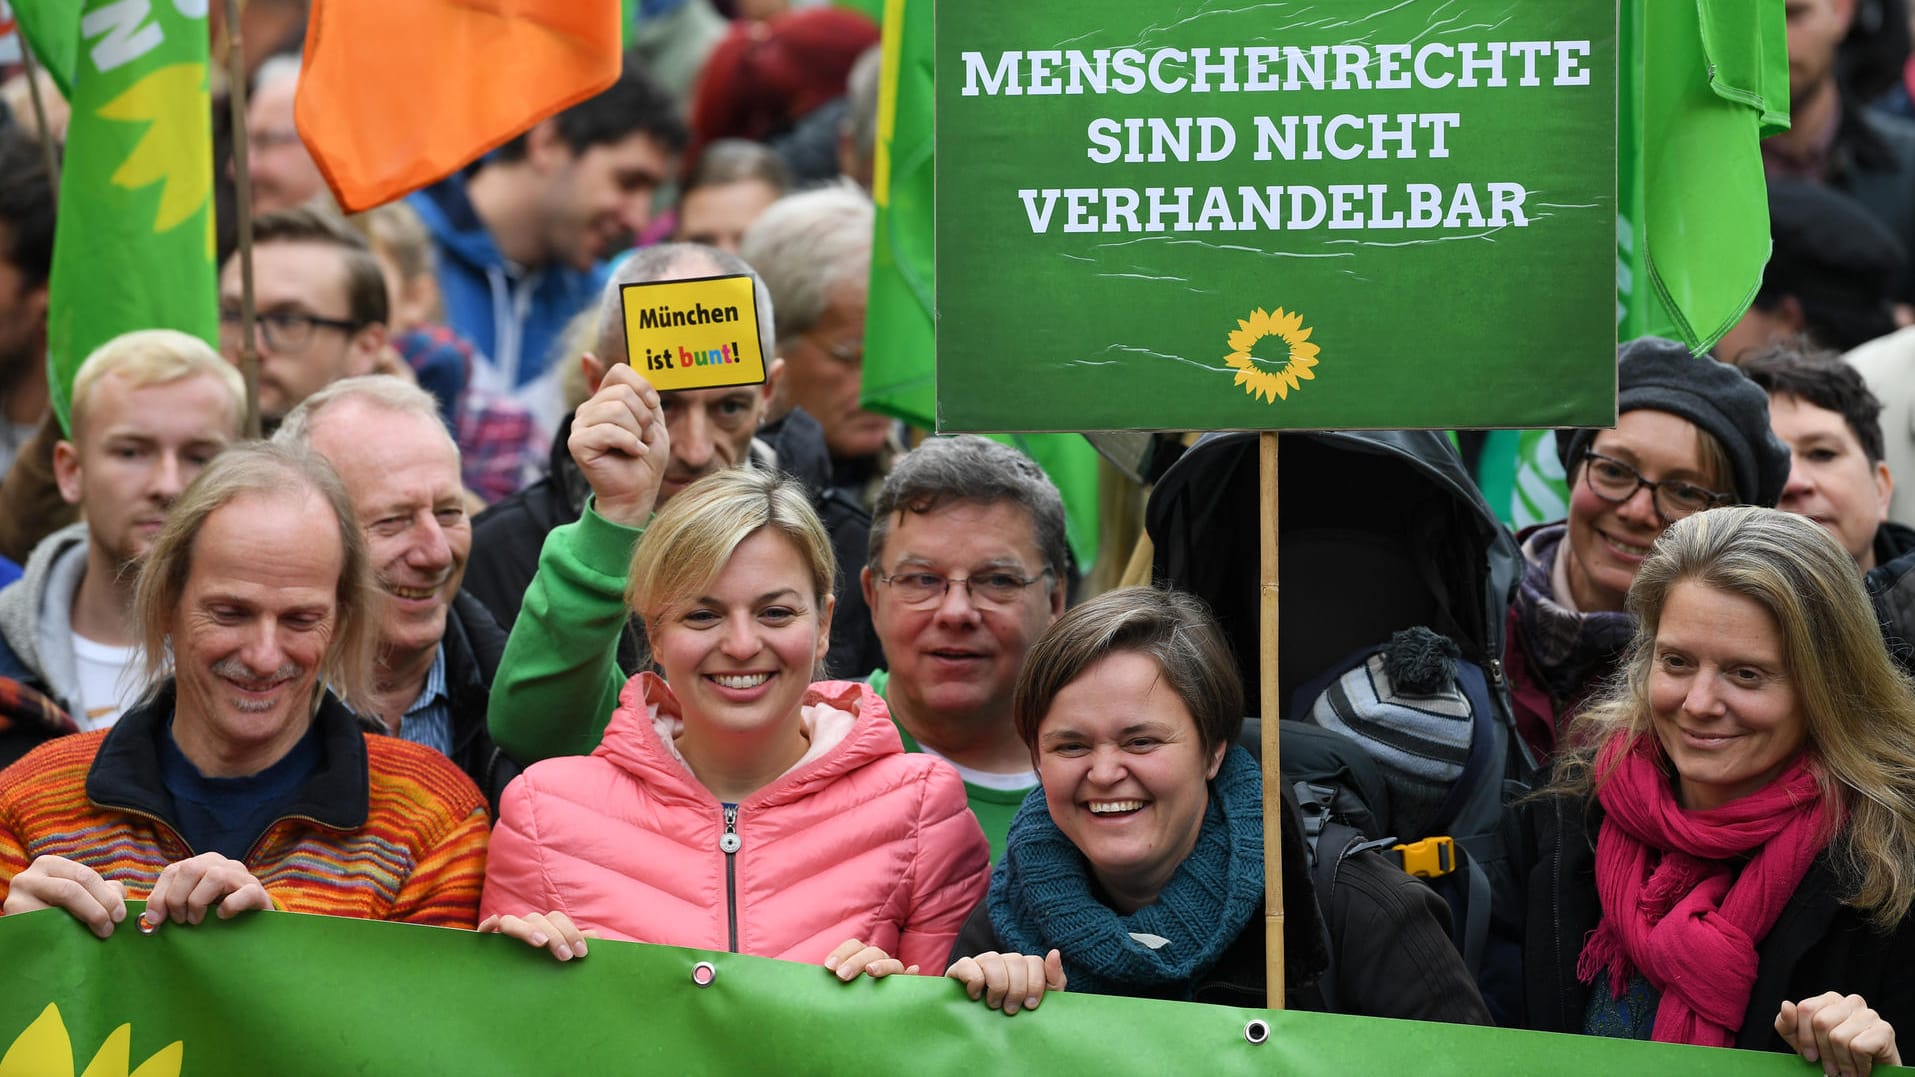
[{"xmin": 4, "ymin": 0, "xmax": 1915, "ymax": 1072}]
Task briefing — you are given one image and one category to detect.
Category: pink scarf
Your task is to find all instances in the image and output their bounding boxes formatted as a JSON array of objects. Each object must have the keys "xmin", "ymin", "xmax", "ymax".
[{"xmin": 1576, "ymin": 734, "xmax": 1838, "ymax": 1047}]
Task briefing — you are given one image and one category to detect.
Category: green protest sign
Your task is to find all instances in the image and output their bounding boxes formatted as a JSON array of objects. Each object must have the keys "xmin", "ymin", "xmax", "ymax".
[
  {"xmin": 935, "ymin": 0, "xmax": 1617, "ymax": 433},
  {"xmin": 0, "ymin": 906, "xmax": 1844, "ymax": 1075}
]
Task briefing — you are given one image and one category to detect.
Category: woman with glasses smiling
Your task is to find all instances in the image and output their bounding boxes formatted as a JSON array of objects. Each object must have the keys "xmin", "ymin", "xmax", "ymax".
[{"xmin": 1504, "ymin": 338, "xmax": 1791, "ymax": 764}]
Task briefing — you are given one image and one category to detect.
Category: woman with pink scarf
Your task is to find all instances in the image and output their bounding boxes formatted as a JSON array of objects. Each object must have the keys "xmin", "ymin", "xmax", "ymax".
[{"xmin": 1526, "ymin": 506, "xmax": 1915, "ymax": 1074}]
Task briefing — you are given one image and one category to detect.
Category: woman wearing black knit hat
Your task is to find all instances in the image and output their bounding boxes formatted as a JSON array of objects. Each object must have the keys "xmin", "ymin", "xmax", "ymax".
[{"xmin": 1505, "ymin": 337, "xmax": 1792, "ymax": 765}]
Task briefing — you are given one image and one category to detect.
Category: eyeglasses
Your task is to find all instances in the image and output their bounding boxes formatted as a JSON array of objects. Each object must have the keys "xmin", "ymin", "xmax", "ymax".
[
  {"xmin": 804, "ymin": 333, "xmax": 863, "ymax": 366},
  {"xmin": 247, "ymin": 127, "xmax": 304, "ymax": 153},
  {"xmin": 219, "ymin": 308, "xmax": 359, "ymax": 353},
  {"xmin": 875, "ymin": 569, "xmax": 1051, "ymax": 608},
  {"xmin": 1579, "ymin": 450, "xmax": 1732, "ymax": 523}
]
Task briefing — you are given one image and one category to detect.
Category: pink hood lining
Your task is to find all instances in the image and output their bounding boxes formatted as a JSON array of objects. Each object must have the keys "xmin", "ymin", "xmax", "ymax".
[{"xmin": 595, "ymin": 673, "xmax": 902, "ymax": 807}]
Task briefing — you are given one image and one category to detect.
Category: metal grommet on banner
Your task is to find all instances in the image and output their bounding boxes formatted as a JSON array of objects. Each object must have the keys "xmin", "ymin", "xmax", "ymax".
[
  {"xmin": 1243, "ymin": 1019, "xmax": 1269, "ymax": 1045},
  {"xmin": 136, "ymin": 918, "xmax": 158, "ymax": 936},
  {"xmin": 692, "ymin": 961, "xmax": 717, "ymax": 987}
]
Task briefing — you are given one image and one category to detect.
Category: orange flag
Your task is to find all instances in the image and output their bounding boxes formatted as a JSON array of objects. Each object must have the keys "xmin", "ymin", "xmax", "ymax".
[{"xmin": 294, "ymin": 1, "xmax": 621, "ymax": 212}]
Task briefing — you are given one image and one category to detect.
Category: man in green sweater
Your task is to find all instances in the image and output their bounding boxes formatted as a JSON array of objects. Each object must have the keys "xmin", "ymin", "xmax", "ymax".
[
  {"xmin": 857, "ymin": 437, "xmax": 1068, "ymax": 858},
  {"xmin": 484, "ymin": 269, "xmax": 1067, "ymax": 857}
]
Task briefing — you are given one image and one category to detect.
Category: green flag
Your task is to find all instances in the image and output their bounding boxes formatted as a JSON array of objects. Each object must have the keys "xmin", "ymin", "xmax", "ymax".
[
  {"xmin": 859, "ymin": 0, "xmax": 1099, "ymax": 570},
  {"xmin": 1491, "ymin": 0, "xmax": 1785, "ymax": 528},
  {"xmin": 832, "ymin": 0, "xmax": 885, "ymax": 25},
  {"xmin": 1618, "ymin": 0, "xmax": 1787, "ymax": 351},
  {"xmin": 13, "ymin": 0, "xmax": 219, "ymax": 434},
  {"xmin": 0, "ymin": 905, "xmax": 1821, "ymax": 1075}
]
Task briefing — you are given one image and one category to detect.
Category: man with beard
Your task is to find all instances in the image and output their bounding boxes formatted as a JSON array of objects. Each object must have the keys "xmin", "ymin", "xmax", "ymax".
[
  {"xmin": 216, "ymin": 206, "xmax": 388, "ymax": 428},
  {"xmin": 0, "ymin": 331, "xmax": 244, "ymax": 765},
  {"xmin": 276, "ymin": 377, "xmax": 513, "ymax": 805},
  {"xmin": 0, "ymin": 442, "xmax": 488, "ymax": 932},
  {"xmin": 408, "ymin": 56, "xmax": 685, "ymax": 396}
]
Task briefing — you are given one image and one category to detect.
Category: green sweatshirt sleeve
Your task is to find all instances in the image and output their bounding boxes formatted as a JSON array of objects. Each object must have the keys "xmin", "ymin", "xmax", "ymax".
[{"xmin": 485, "ymin": 502, "xmax": 641, "ymax": 764}]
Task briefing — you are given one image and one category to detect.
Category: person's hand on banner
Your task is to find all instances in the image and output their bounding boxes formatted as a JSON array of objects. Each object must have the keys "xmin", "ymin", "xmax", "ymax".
[
  {"xmin": 824, "ymin": 938, "xmax": 919, "ymax": 981},
  {"xmin": 3, "ymin": 855, "xmax": 129, "ymax": 937},
  {"xmin": 477, "ymin": 909, "xmax": 593, "ymax": 962},
  {"xmin": 945, "ymin": 949, "xmax": 1067, "ymax": 1016},
  {"xmin": 568, "ymin": 361, "xmax": 669, "ymax": 528},
  {"xmin": 142, "ymin": 853, "xmax": 273, "ymax": 928},
  {"xmin": 1776, "ymin": 992, "xmax": 1900, "ymax": 1077}
]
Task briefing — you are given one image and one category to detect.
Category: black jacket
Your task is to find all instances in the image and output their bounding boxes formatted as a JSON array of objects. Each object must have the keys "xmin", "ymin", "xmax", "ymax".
[
  {"xmin": 0, "ymin": 677, "xmax": 74, "ymax": 771},
  {"xmin": 464, "ymin": 409, "xmax": 884, "ymax": 679},
  {"xmin": 1524, "ymin": 793, "xmax": 1915, "ymax": 1049},
  {"xmin": 351, "ymin": 592, "xmax": 513, "ymax": 813},
  {"xmin": 950, "ymin": 795, "xmax": 1491, "ymax": 1023},
  {"xmin": 1829, "ymin": 101, "xmax": 1915, "ymax": 302},
  {"xmin": 1865, "ymin": 521, "xmax": 1915, "ymax": 676},
  {"xmin": 87, "ymin": 680, "xmax": 375, "ymax": 845},
  {"xmin": 439, "ymin": 591, "xmax": 516, "ymax": 811}
]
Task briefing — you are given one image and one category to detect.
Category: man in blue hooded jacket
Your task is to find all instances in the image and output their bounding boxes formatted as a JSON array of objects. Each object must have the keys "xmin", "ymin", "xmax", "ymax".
[{"xmin": 407, "ymin": 57, "xmax": 686, "ymax": 396}]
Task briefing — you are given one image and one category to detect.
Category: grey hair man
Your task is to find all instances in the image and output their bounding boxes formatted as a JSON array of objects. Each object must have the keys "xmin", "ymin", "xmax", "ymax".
[
  {"xmin": 276, "ymin": 376, "xmax": 513, "ymax": 803},
  {"xmin": 244, "ymin": 54, "xmax": 332, "ymax": 215},
  {"xmin": 839, "ymin": 45, "xmax": 883, "ymax": 190},
  {"xmin": 860, "ymin": 435, "xmax": 1069, "ymax": 858}
]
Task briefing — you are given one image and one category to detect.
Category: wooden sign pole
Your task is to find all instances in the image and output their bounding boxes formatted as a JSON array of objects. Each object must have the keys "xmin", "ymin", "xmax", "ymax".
[
  {"xmin": 223, "ymin": 0, "xmax": 263, "ymax": 439},
  {"xmin": 1260, "ymin": 431, "xmax": 1283, "ymax": 1009}
]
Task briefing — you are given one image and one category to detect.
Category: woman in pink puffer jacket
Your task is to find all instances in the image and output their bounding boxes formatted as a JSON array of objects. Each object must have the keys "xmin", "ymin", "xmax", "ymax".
[{"xmin": 478, "ymin": 469, "xmax": 989, "ymax": 971}]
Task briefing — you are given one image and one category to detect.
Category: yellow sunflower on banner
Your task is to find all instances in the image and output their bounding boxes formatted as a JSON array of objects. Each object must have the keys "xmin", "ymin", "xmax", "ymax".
[
  {"xmin": 0, "ymin": 1004, "xmax": 181, "ymax": 1077},
  {"xmin": 1224, "ymin": 307, "xmax": 1320, "ymax": 403}
]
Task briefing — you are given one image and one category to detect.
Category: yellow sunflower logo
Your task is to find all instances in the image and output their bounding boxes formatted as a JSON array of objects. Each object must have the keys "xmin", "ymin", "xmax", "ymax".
[
  {"xmin": 0, "ymin": 1003, "xmax": 181, "ymax": 1077},
  {"xmin": 1224, "ymin": 307, "xmax": 1320, "ymax": 403}
]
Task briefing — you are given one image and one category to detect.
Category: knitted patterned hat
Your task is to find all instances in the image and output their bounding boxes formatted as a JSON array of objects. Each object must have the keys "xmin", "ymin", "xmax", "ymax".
[{"xmin": 1307, "ymin": 627, "xmax": 1474, "ymax": 838}]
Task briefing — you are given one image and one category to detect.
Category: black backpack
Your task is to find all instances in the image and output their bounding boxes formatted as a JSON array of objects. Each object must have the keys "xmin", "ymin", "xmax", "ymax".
[{"xmin": 1152, "ymin": 430, "xmax": 1537, "ymax": 1025}]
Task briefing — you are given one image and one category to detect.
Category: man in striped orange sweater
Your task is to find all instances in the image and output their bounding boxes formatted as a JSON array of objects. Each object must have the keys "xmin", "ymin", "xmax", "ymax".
[{"xmin": 0, "ymin": 442, "xmax": 488, "ymax": 934}]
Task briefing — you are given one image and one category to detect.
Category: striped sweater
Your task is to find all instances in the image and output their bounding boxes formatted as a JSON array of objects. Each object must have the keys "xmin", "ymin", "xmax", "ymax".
[{"xmin": 0, "ymin": 685, "xmax": 489, "ymax": 928}]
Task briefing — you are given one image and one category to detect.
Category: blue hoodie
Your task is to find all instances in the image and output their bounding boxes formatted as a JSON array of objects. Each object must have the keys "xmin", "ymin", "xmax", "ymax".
[{"xmin": 408, "ymin": 174, "xmax": 610, "ymax": 390}]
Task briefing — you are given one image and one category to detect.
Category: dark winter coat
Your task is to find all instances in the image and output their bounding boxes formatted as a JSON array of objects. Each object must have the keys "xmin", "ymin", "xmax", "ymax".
[{"xmin": 1524, "ymin": 793, "xmax": 1915, "ymax": 1050}]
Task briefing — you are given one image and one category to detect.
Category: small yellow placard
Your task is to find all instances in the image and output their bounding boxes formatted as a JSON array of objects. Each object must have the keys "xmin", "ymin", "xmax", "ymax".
[{"xmin": 619, "ymin": 274, "xmax": 767, "ymax": 391}]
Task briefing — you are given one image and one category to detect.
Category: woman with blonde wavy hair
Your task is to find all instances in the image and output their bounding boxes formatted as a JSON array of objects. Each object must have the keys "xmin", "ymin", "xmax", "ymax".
[{"xmin": 1525, "ymin": 505, "xmax": 1915, "ymax": 1074}]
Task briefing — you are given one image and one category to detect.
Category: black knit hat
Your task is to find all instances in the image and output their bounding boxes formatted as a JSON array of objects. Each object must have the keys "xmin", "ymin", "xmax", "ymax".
[{"xmin": 1557, "ymin": 337, "xmax": 1791, "ymax": 508}]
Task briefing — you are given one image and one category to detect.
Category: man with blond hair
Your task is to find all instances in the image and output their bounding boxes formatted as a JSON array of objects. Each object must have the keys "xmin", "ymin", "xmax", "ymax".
[
  {"xmin": 276, "ymin": 376, "xmax": 512, "ymax": 802},
  {"xmin": 0, "ymin": 330, "xmax": 243, "ymax": 764}
]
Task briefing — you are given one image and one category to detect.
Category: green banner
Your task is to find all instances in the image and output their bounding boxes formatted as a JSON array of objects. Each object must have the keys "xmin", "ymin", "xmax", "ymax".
[
  {"xmin": 13, "ymin": 0, "xmax": 219, "ymax": 434},
  {"xmin": 935, "ymin": 0, "xmax": 1617, "ymax": 434},
  {"xmin": 0, "ymin": 906, "xmax": 1832, "ymax": 1075}
]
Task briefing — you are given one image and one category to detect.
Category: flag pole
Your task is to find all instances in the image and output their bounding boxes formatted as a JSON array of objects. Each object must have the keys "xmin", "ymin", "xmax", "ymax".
[
  {"xmin": 15, "ymin": 40, "xmax": 60, "ymax": 190},
  {"xmin": 1261, "ymin": 430, "xmax": 1284, "ymax": 1009},
  {"xmin": 222, "ymin": 0, "xmax": 263, "ymax": 439}
]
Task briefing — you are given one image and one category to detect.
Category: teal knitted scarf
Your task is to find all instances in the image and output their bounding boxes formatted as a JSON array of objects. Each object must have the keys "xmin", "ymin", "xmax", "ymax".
[{"xmin": 986, "ymin": 746, "xmax": 1265, "ymax": 999}]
